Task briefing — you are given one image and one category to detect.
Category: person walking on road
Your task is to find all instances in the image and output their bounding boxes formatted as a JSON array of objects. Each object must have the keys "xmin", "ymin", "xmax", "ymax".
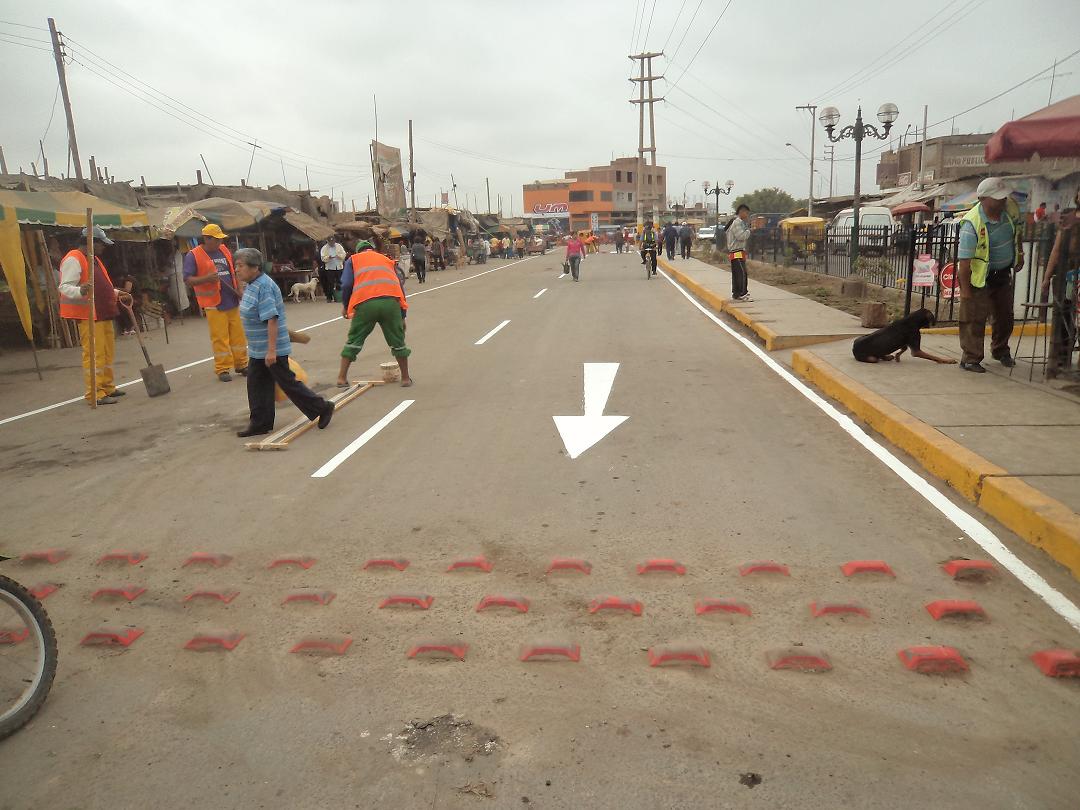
[
  {"xmin": 679, "ymin": 221, "xmax": 694, "ymax": 259},
  {"xmin": 319, "ymin": 235, "xmax": 346, "ymax": 303},
  {"xmin": 58, "ymin": 226, "xmax": 125, "ymax": 406},
  {"xmin": 727, "ymin": 204, "xmax": 753, "ymax": 302},
  {"xmin": 565, "ymin": 232, "xmax": 585, "ymax": 281},
  {"xmin": 336, "ymin": 240, "xmax": 412, "ymax": 388},
  {"xmin": 184, "ymin": 224, "xmax": 249, "ymax": 382},
  {"xmin": 614, "ymin": 229, "xmax": 625, "ymax": 254},
  {"xmin": 410, "ymin": 237, "xmax": 427, "ymax": 284},
  {"xmin": 957, "ymin": 177, "xmax": 1024, "ymax": 372},
  {"xmin": 233, "ymin": 248, "xmax": 333, "ymax": 438},
  {"xmin": 662, "ymin": 221, "xmax": 678, "ymax": 261}
]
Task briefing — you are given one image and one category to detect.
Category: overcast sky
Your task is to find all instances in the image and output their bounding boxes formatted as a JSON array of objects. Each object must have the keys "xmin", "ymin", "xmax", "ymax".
[{"xmin": 3, "ymin": 0, "xmax": 1079, "ymax": 213}]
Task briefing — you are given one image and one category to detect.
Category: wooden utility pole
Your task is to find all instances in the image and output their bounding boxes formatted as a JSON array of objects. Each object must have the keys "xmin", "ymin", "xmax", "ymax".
[
  {"xmin": 408, "ymin": 119, "xmax": 416, "ymax": 223},
  {"xmin": 48, "ymin": 18, "xmax": 84, "ymax": 182},
  {"xmin": 200, "ymin": 153, "xmax": 215, "ymax": 185},
  {"xmin": 39, "ymin": 141, "xmax": 49, "ymax": 177},
  {"xmin": 0, "ymin": 145, "xmax": 7, "ymax": 174},
  {"xmin": 629, "ymin": 52, "xmax": 663, "ymax": 227},
  {"xmin": 450, "ymin": 174, "xmax": 459, "ymax": 208},
  {"xmin": 85, "ymin": 208, "xmax": 97, "ymax": 408},
  {"xmin": 486, "ymin": 177, "xmax": 492, "ymax": 214}
]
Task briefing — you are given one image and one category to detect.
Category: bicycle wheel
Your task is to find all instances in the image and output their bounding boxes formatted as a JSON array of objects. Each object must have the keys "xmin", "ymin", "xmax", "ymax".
[{"xmin": 0, "ymin": 575, "xmax": 57, "ymax": 739}]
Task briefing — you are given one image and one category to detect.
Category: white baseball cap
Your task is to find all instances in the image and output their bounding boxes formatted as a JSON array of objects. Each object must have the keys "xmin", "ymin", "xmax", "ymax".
[{"xmin": 976, "ymin": 177, "xmax": 1010, "ymax": 200}]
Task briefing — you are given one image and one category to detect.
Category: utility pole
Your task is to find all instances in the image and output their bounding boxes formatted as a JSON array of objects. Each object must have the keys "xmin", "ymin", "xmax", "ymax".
[
  {"xmin": 823, "ymin": 145, "xmax": 835, "ymax": 198},
  {"xmin": 450, "ymin": 174, "xmax": 459, "ymax": 208},
  {"xmin": 917, "ymin": 104, "xmax": 928, "ymax": 190},
  {"xmin": 486, "ymin": 177, "xmax": 492, "ymax": 214},
  {"xmin": 200, "ymin": 153, "xmax": 215, "ymax": 185},
  {"xmin": 629, "ymin": 51, "xmax": 663, "ymax": 227},
  {"xmin": 48, "ymin": 18, "xmax": 84, "ymax": 182},
  {"xmin": 0, "ymin": 146, "xmax": 7, "ymax": 174},
  {"xmin": 796, "ymin": 105, "xmax": 817, "ymax": 216},
  {"xmin": 408, "ymin": 119, "xmax": 416, "ymax": 223}
]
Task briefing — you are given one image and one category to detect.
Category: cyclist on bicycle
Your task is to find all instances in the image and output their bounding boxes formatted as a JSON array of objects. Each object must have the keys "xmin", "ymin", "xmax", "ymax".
[{"xmin": 640, "ymin": 221, "xmax": 658, "ymax": 274}]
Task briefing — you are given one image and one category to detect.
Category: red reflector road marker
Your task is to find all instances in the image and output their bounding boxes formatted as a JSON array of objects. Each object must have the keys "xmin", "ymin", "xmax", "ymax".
[
  {"xmin": 268, "ymin": 555, "xmax": 316, "ymax": 570},
  {"xmin": 183, "ymin": 590, "xmax": 239, "ymax": 604},
  {"xmin": 291, "ymin": 637, "xmax": 353, "ymax": 656},
  {"xmin": 28, "ymin": 583, "xmax": 60, "ymax": 600},
  {"xmin": 588, "ymin": 596, "xmax": 643, "ymax": 616},
  {"xmin": 407, "ymin": 642, "xmax": 468, "ymax": 660},
  {"xmin": 362, "ymin": 558, "xmax": 409, "ymax": 571},
  {"xmin": 97, "ymin": 551, "xmax": 147, "ymax": 565},
  {"xmin": 446, "ymin": 556, "xmax": 493, "ymax": 573},
  {"xmin": 0, "ymin": 627, "xmax": 30, "ymax": 644},
  {"xmin": 810, "ymin": 602, "xmax": 870, "ymax": 618},
  {"xmin": 476, "ymin": 594, "xmax": 530, "ymax": 613},
  {"xmin": 20, "ymin": 549, "xmax": 69, "ymax": 564},
  {"xmin": 183, "ymin": 552, "xmax": 233, "ymax": 568},
  {"xmin": 520, "ymin": 643, "xmax": 581, "ymax": 662},
  {"xmin": 80, "ymin": 627, "xmax": 144, "ymax": 647},
  {"xmin": 91, "ymin": 586, "xmax": 146, "ymax": 602},
  {"xmin": 739, "ymin": 561, "xmax": 790, "ymax": 576},
  {"xmin": 941, "ymin": 559, "xmax": 995, "ymax": 581},
  {"xmin": 694, "ymin": 599, "xmax": 752, "ymax": 617},
  {"xmin": 636, "ymin": 558, "xmax": 686, "ymax": 575},
  {"xmin": 648, "ymin": 646, "xmax": 710, "ymax": 668},
  {"xmin": 379, "ymin": 594, "xmax": 434, "ymax": 610},
  {"xmin": 185, "ymin": 632, "xmax": 244, "ymax": 651},
  {"xmin": 282, "ymin": 590, "xmax": 335, "ymax": 606},
  {"xmin": 840, "ymin": 560, "xmax": 895, "ymax": 577},
  {"xmin": 898, "ymin": 646, "xmax": 968, "ymax": 674},
  {"xmin": 925, "ymin": 600, "xmax": 987, "ymax": 620},
  {"xmin": 546, "ymin": 557, "xmax": 592, "ymax": 575},
  {"xmin": 1030, "ymin": 649, "xmax": 1080, "ymax": 678},
  {"xmin": 767, "ymin": 649, "xmax": 832, "ymax": 672}
]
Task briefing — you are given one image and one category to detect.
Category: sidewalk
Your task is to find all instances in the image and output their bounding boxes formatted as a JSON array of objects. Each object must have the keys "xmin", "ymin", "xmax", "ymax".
[{"xmin": 661, "ymin": 254, "xmax": 1080, "ymax": 580}]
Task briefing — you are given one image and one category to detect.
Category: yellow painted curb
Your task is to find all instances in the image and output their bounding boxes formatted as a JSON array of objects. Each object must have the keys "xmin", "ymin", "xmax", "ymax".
[
  {"xmin": 925, "ymin": 323, "xmax": 1049, "ymax": 337},
  {"xmin": 792, "ymin": 348, "xmax": 1080, "ymax": 580}
]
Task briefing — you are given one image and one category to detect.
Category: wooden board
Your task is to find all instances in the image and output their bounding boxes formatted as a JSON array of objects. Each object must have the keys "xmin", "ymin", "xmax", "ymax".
[{"xmin": 245, "ymin": 381, "xmax": 385, "ymax": 451}]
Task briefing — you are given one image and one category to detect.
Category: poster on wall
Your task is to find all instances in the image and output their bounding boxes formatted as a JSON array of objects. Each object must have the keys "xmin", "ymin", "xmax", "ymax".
[{"xmin": 371, "ymin": 141, "xmax": 407, "ymax": 219}]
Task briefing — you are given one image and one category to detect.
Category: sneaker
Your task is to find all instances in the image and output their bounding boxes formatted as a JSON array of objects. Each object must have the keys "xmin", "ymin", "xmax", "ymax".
[
  {"xmin": 318, "ymin": 402, "xmax": 335, "ymax": 430},
  {"xmin": 994, "ymin": 351, "xmax": 1016, "ymax": 368},
  {"xmin": 218, "ymin": 371, "xmax": 232, "ymax": 382},
  {"xmin": 734, "ymin": 294, "xmax": 754, "ymax": 302},
  {"xmin": 236, "ymin": 366, "xmax": 249, "ymax": 377},
  {"xmin": 107, "ymin": 389, "xmax": 126, "ymax": 397},
  {"xmin": 959, "ymin": 361, "xmax": 987, "ymax": 373},
  {"xmin": 94, "ymin": 396, "xmax": 118, "ymax": 405}
]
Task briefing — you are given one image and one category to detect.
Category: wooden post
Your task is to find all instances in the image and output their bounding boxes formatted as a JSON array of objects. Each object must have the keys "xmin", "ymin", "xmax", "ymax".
[
  {"xmin": 39, "ymin": 140, "xmax": 49, "ymax": 177},
  {"xmin": 48, "ymin": 18, "xmax": 84, "ymax": 182},
  {"xmin": 85, "ymin": 208, "xmax": 97, "ymax": 408},
  {"xmin": 140, "ymin": 175, "xmax": 147, "ymax": 194},
  {"xmin": 0, "ymin": 145, "xmax": 7, "ymax": 174},
  {"xmin": 88, "ymin": 155, "xmax": 97, "ymax": 182},
  {"xmin": 409, "ymin": 119, "xmax": 416, "ymax": 223}
]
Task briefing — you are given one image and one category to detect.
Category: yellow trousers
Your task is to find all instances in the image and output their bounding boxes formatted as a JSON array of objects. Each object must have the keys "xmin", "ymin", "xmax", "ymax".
[
  {"xmin": 78, "ymin": 319, "xmax": 116, "ymax": 403},
  {"xmin": 205, "ymin": 307, "xmax": 248, "ymax": 375}
]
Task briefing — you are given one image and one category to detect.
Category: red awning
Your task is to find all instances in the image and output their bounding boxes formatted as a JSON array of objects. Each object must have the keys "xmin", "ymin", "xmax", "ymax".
[
  {"xmin": 985, "ymin": 94, "xmax": 1080, "ymax": 162},
  {"xmin": 890, "ymin": 201, "xmax": 932, "ymax": 215}
]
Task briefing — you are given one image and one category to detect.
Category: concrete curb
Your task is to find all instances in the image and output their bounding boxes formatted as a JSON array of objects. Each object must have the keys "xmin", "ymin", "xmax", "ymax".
[
  {"xmin": 925, "ymin": 323, "xmax": 1050, "ymax": 338},
  {"xmin": 791, "ymin": 348, "xmax": 1080, "ymax": 580},
  {"xmin": 659, "ymin": 257, "xmax": 862, "ymax": 351}
]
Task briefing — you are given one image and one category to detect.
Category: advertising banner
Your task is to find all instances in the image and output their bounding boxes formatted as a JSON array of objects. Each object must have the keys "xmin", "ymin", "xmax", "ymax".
[{"xmin": 371, "ymin": 141, "xmax": 407, "ymax": 218}]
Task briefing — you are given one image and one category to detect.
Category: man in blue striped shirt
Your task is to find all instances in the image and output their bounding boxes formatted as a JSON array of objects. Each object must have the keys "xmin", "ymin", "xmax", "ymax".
[{"xmin": 234, "ymin": 248, "xmax": 333, "ymax": 437}]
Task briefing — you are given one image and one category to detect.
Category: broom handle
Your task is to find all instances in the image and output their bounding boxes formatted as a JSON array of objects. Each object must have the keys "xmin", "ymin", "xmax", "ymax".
[{"xmin": 119, "ymin": 300, "xmax": 153, "ymax": 366}]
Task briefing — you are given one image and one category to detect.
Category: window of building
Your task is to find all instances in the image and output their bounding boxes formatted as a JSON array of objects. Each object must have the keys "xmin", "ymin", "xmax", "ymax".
[
  {"xmin": 569, "ymin": 190, "xmax": 594, "ymax": 202},
  {"xmin": 615, "ymin": 171, "xmax": 622, "ymax": 182},
  {"xmin": 628, "ymin": 193, "xmax": 633, "ymax": 201},
  {"xmin": 627, "ymin": 172, "xmax": 633, "ymax": 182},
  {"xmin": 600, "ymin": 191, "xmax": 612, "ymax": 201}
]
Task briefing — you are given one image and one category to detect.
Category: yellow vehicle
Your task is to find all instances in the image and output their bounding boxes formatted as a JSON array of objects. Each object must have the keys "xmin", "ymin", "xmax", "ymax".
[{"xmin": 780, "ymin": 216, "xmax": 826, "ymax": 260}]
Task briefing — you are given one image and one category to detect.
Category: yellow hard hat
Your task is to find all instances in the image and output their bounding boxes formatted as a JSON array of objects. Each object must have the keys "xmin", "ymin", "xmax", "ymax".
[{"xmin": 201, "ymin": 223, "xmax": 228, "ymax": 239}]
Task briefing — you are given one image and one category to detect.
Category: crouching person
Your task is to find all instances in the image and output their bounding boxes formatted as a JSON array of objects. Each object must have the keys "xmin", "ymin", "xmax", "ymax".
[{"xmin": 234, "ymin": 248, "xmax": 334, "ymax": 437}]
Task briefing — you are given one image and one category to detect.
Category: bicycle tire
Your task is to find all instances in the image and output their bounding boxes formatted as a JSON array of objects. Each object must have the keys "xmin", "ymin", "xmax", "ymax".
[{"xmin": 0, "ymin": 575, "xmax": 58, "ymax": 740}]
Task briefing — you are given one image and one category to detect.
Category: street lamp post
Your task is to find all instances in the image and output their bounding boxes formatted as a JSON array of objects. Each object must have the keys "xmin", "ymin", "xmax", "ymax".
[
  {"xmin": 682, "ymin": 179, "xmax": 696, "ymax": 215},
  {"xmin": 819, "ymin": 103, "xmax": 898, "ymax": 267},
  {"xmin": 706, "ymin": 180, "xmax": 734, "ymax": 227}
]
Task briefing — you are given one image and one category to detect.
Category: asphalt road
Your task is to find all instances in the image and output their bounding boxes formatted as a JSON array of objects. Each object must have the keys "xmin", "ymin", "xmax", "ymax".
[{"xmin": 1, "ymin": 250, "xmax": 1079, "ymax": 809}]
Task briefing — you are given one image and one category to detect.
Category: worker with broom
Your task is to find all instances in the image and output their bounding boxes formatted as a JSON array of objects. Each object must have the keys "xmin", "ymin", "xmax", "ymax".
[
  {"xmin": 336, "ymin": 239, "xmax": 412, "ymax": 388},
  {"xmin": 233, "ymin": 248, "xmax": 334, "ymax": 437},
  {"xmin": 184, "ymin": 223, "xmax": 249, "ymax": 382},
  {"xmin": 58, "ymin": 226, "xmax": 125, "ymax": 406}
]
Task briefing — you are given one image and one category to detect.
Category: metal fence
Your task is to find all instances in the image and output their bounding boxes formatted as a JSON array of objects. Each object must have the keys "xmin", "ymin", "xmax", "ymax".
[{"xmin": 744, "ymin": 221, "xmax": 1059, "ymax": 324}]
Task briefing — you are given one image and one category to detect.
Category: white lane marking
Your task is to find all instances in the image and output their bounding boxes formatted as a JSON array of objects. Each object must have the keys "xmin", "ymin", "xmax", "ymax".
[
  {"xmin": 660, "ymin": 267, "xmax": 1080, "ymax": 634},
  {"xmin": 474, "ymin": 319, "xmax": 511, "ymax": 346},
  {"xmin": 311, "ymin": 399, "xmax": 414, "ymax": 478},
  {"xmin": 533, "ymin": 288, "xmax": 548, "ymax": 299},
  {"xmin": 0, "ymin": 257, "xmax": 536, "ymax": 428},
  {"xmin": 553, "ymin": 362, "xmax": 628, "ymax": 459}
]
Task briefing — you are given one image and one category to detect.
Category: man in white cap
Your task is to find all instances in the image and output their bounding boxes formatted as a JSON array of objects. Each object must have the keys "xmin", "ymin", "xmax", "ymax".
[
  {"xmin": 57, "ymin": 226, "xmax": 125, "ymax": 405},
  {"xmin": 183, "ymin": 223, "xmax": 249, "ymax": 381},
  {"xmin": 956, "ymin": 177, "xmax": 1024, "ymax": 372}
]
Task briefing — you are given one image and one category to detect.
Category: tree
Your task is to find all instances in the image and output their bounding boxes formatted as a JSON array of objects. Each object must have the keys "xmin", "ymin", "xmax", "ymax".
[{"xmin": 732, "ymin": 187, "xmax": 804, "ymax": 213}]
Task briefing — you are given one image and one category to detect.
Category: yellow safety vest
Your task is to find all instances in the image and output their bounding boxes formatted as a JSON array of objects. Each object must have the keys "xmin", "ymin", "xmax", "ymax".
[{"xmin": 960, "ymin": 199, "xmax": 1023, "ymax": 288}]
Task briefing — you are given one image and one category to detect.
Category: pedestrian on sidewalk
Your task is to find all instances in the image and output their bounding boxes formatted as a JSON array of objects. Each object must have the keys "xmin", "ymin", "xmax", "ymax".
[
  {"xmin": 679, "ymin": 221, "xmax": 694, "ymax": 259},
  {"xmin": 234, "ymin": 248, "xmax": 333, "ymax": 438},
  {"xmin": 565, "ymin": 232, "xmax": 585, "ymax": 281},
  {"xmin": 662, "ymin": 221, "xmax": 678, "ymax": 261},
  {"xmin": 57, "ymin": 226, "xmax": 125, "ymax": 406},
  {"xmin": 336, "ymin": 240, "xmax": 412, "ymax": 388},
  {"xmin": 319, "ymin": 235, "xmax": 346, "ymax": 303},
  {"xmin": 1040, "ymin": 188, "xmax": 1079, "ymax": 378},
  {"xmin": 728, "ymin": 204, "xmax": 753, "ymax": 302},
  {"xmin": 614, "ymin": 229, "xmax": 625, "ymax": 254},
  {"xmin": 852, "ymin": 308, "xmax": 958, "ymax": 364},
  {"xmin": 957, "ymin": 177, "xmax": 1025, "ymax": 372},
  {"xmin": 184, "ymin": 224, "xmax": 249, "ymax": 382}
]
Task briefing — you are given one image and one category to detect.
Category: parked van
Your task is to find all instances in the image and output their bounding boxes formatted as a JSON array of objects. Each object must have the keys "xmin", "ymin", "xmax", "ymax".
[{"xmin": 827, "ymin": 206, "xmax": 893, "ymax": 255}]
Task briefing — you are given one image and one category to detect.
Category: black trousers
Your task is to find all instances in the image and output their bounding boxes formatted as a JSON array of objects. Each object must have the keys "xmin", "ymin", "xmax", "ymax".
[
  {"xmin": 247, "ymin": 355, "xmax": 328, "ymax": 431},
  {"xmin": 665, "ymin": 240, "xmax": 676, "ymax": 260},
  {"xmin": 731, "ymin": 258, "xmax": 748, "ymax": 298},
  {"xmin": 680, "ymin": 239, "xmax": 692, "ymax": 258}
]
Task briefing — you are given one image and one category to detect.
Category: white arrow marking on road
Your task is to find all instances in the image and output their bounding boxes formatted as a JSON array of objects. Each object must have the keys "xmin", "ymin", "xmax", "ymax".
[{"xmin": 553, "ymin": 363, "xmax": 628, "ymax": 459}]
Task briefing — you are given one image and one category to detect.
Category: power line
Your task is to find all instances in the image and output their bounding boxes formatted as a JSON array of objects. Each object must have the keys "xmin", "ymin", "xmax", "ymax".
[
  {"xmin": 629, "ymin": 0, "xmax": 644, "ymax": 54},
  {"xmin": 660, "ymin": 0, "xmax": 689, "ymax": 53},
  {"xmin": 667, "ymin": 0, "xmax": 736, "ymax": 92},
  {"xmin": 0, "ymin": 19, "xmax": 47, "ymax": 30},
  {"xmin": 0, "ymin": 34, "xmax": 52, "ymax": 52},
  {"xmin": 418, "ymin": 137, "xmax": 567, "ymax": 171},
  {"xmin": 40, "ymin": 82, "xmax": 61, "ymax": 143},
  {"xmin": 667, "ymin": 0, "xmax": 703, "ymax": 64},
  {"xmin": 641, "ymin": 0, "xmax": 658, "ymax": 51}
]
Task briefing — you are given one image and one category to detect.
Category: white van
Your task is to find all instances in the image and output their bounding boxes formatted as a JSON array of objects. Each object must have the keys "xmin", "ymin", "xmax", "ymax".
[{"xmin": 827, "ymin": 206, "xmax": 893, "ymax": 254}]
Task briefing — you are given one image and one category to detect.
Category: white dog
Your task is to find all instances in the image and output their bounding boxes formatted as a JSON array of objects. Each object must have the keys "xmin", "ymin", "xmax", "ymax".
[{"xmin": 290, "ymin": 278, "xmax": 320, "ymax": 303}]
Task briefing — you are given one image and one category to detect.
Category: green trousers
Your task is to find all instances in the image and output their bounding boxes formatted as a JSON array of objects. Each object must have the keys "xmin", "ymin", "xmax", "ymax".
[{"xmin": 341, "ymin": 296, "xmax": 410, "ymax": 361}]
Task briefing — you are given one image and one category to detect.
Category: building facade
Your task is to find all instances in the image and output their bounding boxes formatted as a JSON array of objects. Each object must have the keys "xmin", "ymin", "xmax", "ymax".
[{"xmin": 876, "ymin": 134, "xmax": 996, "ymax": 190}]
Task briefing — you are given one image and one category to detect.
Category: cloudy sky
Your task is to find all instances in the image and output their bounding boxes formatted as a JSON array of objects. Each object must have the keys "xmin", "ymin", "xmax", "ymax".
[{"xmin": 3, "ymin": 0, "xmax": 1078, "ymax": 213}]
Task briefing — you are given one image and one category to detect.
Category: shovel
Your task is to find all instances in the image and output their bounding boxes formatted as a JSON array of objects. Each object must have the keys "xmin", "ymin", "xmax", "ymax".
[{"xmin": 120, "ymin": 300, "xmax": 170, "ymax": 397}]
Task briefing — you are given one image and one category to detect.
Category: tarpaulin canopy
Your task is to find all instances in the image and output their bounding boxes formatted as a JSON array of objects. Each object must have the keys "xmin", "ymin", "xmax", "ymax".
[
  {"xmin": 283, "ymin": 211, "xmax": 335, "ymax": 241},
  {"xmin": 986, "ymin": 95, "xmax": 1080, "ymax": 162},
  {"xmin": 160, "ymin": 197, "xmax": 288, "ymax": 237},
  {"xmin": 0, "ymin": 189, "xmax": 149, "ymax": 229}
]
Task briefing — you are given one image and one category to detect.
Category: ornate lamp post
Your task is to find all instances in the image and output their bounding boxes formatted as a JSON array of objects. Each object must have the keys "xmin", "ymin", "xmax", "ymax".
[
  {"xmin": 819, "ymin": 103, "xmax": 898, "ymax": 266},
  {"xmin": 705, "ymin": 180, "xmax": 734, "ymax": 227}
]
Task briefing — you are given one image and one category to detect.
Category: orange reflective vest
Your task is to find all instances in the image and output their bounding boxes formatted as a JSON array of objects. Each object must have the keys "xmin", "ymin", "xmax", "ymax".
[
  {"xmin": 59, "ymin": 249, "xmax": 116, "ymax": 320},
  {"xmin": 346, "ymin": 251, "xmax": 408, "ymax": 317},
  {"xmin": 189, "ymin": 244, "xmax": 237, "ymax": 309}
]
